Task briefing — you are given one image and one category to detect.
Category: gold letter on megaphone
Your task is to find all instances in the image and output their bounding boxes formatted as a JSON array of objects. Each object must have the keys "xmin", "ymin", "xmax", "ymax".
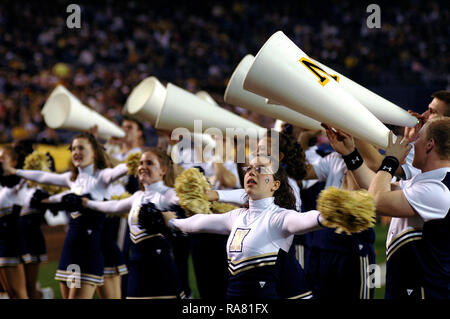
[
  {"xmin": 225, "ymin": 54, "xmax": 323, "ymax": 131},
  {"xmin": 243, "ymin": 31, "xmax": 395, "ymax": 149}
]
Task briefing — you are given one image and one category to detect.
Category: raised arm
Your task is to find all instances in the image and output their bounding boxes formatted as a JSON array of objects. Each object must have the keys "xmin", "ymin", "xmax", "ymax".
[
  {"xmin": 85, "ymin": 192, "xmax": 139, "ymax": 215},
  {"xmin": 368, "ymin": 132, "xmax": 417, "ymax": 218},
  {"xmin": 216, "ymin": 188, "xmax": 246, "ymax": 205},
  {"xmin": 168, "ymin": 210, "xmax": 237, "ymax": 234},
  {"xmin": 15, "ymin": 169, "xmax": 70, "ymax": 187},
  {"xmin": 99, "ymin": 163, "xmax": 128, "ymax": 185}
]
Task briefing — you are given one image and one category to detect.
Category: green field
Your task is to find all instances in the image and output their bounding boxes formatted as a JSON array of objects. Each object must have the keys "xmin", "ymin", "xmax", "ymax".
[{"xmin": 37, "ymin": 223, "xmax": 389, "ymax": 299}]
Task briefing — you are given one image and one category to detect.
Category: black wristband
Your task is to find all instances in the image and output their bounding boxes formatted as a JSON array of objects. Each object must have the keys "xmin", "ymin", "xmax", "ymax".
[
  {"xmin": 317, "ymin": 214, "xmax": 325, "ymax": 228},
  {"xmin": 377, "ymin": 156, "xmax": 400, "ymax": 177},
  {"xmin": 342, "ymin": 149, "xmax": 364, "ymax": 170}
]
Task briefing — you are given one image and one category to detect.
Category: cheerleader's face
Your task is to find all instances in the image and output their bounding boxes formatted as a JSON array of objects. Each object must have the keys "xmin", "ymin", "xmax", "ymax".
[
  {"xmin": 71, "ymin": 138, "xmax": 95, "ymax": 168},
  {"xmin": 243, "ymin": 156, "xmax": 280, "ymax": 200},
  {"xmin": 0, "ymin": 148, "xmax": 16, "ymax": 168},
  {"xmin": 138, "ymin": 152, "xmax": 166, "ymax": 186}
]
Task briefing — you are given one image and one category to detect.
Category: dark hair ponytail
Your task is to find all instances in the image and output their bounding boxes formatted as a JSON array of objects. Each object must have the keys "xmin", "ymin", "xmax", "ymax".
[
  {"xmin": 272, "ymin": 166, "xmax": 296, "ymax": 210},
  {"xmin": 266, "ymin": 130, "xmax": 307, "ymax": 181}
]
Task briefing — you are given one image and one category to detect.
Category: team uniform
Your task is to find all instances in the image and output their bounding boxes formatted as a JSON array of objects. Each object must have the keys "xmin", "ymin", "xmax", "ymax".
[
  {"xmin": 15, "ymin": 163, "xmax": 127, "ymax": 286},
  {"xmin": 216, "ymin": 177, "xmax": 313, "ymax": 299},
  {"xmin": 86, "ymin": 181, "xmax": 184, "ymax": 299},
  {"xmin": 308, "ymin": 152, "xmax": 375, "ymax": 299},
  {"xmin": 399, "ymin": 167, "xmax": 450, "ymax": 299},
  {"xmin": 171, "ymin": 197, "xmax": 322, "ymax": 299},
  {"xmin": 380, "ymin": 145, "xmax": 424, "ymax": 299},
  {"xmin": 0, "ymin": 184, "xmax": 32, "ymax": 267},
  {"xmin": 101, "ymin": 148, "xmax": 142, "ymax": 286},
  {"xmin": 17, "ymin": 184, "xmax": 48, "ymax": 264}
]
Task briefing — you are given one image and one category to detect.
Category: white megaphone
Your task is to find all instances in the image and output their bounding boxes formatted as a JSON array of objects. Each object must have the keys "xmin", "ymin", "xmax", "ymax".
[
  {"xmin": 41, "ymin": 84, "xmax": 73, "ymax": 116},
  {"xmin": 124, "ymin": 76, "xmax": 167, "ymax": 126},
  {"xmin": 42, "ymin": 89, "xmax": 125, "ymax": 139},
  {"xmin": 196, "ymin": 91, "xmax": 220, "ymax": 106},
  {"xmin": 155, "ymin": 83, "xmax": 266, "ymax": 137},
  {"xmin": 225, "ymin": 54, "xmax": 323, "ymax": 131},
  {"xmin": 243, "ymin": 31, "xmax": 395, "ymax": 149},
  {"xmin": 307, "ymin": 58, "xmax": 418, "ymax": 127}
]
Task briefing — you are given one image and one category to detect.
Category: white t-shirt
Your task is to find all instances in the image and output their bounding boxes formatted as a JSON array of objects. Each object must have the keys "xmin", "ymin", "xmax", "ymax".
[
  {"xmin": 312, "ymin": 152, "xmax": 346, "ymax": 188},
  {"xmin": 400, "ymin": 167, "xmax": 450, "ymax": 222},
  {"xmin": 387, "ymin": 167, "xmax": 450, "ymax": 247}
]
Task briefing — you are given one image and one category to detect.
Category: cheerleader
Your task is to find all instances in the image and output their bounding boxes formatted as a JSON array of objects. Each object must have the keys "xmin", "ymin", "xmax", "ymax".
[
  {"xmin": 207, "ymin": 131, "xmax": 313, "ymax": 299},
  {"xmin": 82, "ymin": 148, "xmax": 184, "ymax": 299},
  {"xmin": 98, "ymin": 117, "xmax": 145, "ymax": 299},
  {"xmin": 166, "ymin": 155, "xmax": 325, "ymax": 299},
  {"xmin": 2, "ymin": 133, "xmax": 128, "ymax": 299},
  {"xmin": 0, "ymin": 145, "xmax": 32, "ymax": 299}
]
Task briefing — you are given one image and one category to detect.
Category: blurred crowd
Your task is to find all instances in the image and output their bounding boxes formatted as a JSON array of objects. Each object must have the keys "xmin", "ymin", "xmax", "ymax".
[{"xmin": 0, "ymin": 0, "xmax": 448, "ymax": 144}]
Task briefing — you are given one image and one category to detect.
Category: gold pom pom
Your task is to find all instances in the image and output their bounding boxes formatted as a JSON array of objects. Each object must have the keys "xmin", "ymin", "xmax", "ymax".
[
  {"xmin": 111, "ymin": 192, "xmax": 132, "ymax": 201},
  {"xmin": 23, "ymin": 151, "xmax": 52, "ymax": 190},
  {"xmin": 23, "ymin": 151, "xmax": 51, "ymax": 171},
  {"xmin": 174, "ymin": 168, "xmax": 212, "ymax": 216},
  {"xmin": 317, "ymin": 187, "xmax": 376, "ymax": 235},
  {"xmin": 212, "ymin": 202, "xmax": 238, "ymax": 214},
  {"xmin": 45, "ymin": 185, "xmax": 68, "ymax": 195},
  {"xmin": 126, "ymin": 152, "xmax": 141, "ymax": 176}
]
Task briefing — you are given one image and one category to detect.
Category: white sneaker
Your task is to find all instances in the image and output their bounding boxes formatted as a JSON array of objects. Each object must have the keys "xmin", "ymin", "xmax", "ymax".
[{"xmin": 41, "ymin": 287, "xmax": 54, "ymax": 299}]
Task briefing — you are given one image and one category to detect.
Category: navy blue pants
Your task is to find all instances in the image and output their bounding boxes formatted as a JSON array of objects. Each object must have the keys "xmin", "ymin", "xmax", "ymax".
[{"xmin": 306, "ymin": 247, "xmax": 376, "ymax": 299}]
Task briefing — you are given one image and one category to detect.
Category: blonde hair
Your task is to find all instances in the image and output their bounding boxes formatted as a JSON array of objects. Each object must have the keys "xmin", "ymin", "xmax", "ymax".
[{"xmin": 426, "ymin": 116, "xmax": 450, "ymax": 160}]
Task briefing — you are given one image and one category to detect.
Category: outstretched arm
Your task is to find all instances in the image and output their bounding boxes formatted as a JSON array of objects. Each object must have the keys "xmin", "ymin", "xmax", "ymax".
[
  {"xmin": 84, "ymin": 192, "xmax": 140, "ymax": 214},
  {"xmin": 214, "ymin": 188, "xmax": 247, "ymax": 205},
  {"xmin": 99, "ymin": 163, "xmax": 128, "ymax": 185},
  {"xmin": 280, "ymin": 210, "xmax": 324, "ymax": 235},
  {"xmin": 167, "ymin": 210, "xmax": 236, "ymax": 234},
  {"xmin": 368, "ymin": 131, "xmax": 416, "ymax": 218},
  {"xmin": 15, "ymin": 170, "xmax": 70, "ymax": 187}
]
